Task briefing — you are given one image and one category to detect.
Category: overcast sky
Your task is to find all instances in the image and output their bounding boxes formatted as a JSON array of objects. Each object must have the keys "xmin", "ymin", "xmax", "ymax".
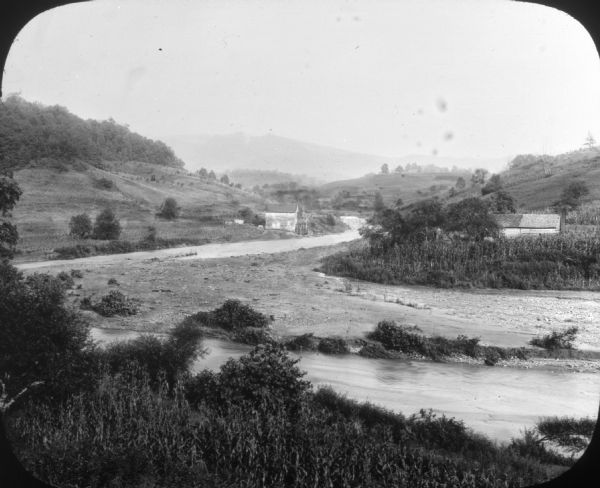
[{"xmin": 4, "ymin": 0, "xmax": 600, "ymax": 165}]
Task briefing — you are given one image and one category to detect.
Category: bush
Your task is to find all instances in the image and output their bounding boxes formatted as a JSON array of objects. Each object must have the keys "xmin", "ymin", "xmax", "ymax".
[
  {"xmin": 232, "ymin": 327, "xmax": 275, "ymax": 345},
  {"xmin": 54, "ymin": 244, "xmax": 92, "ymax": 259},
  {"xmin": 91, "ymin": 290, "xmax": 139, "ymax": 317},
  {"xmin": 107, "ymin": 277, "xmax": 119, "ymax": 286},
  {"xmin": 368, "ymin": 320, "xmax": 426, "ymax": 353},
  {"xmin": 68, "ymin": 213, "xmax": 93, "ymax": 239},
  {"xmin": 99, "ymin": 321, "xmax": 204, "ymax": 386},
  {"xmin": 0, "ymin": 262, "xmax": 96, "ymax": 403},
  {"xmin": 535, "ymin": 416, "xmax": 595, "ymax": 454},
  {"xmin": 185, "ymin": 344, "xmax": 310, "ymax": 414},
  {"xmin": 95, "ymin": 177, "xmax": 114, "ymax": 190},
  {"xmin": 317, "ymin": 337, "xmax": 349, "ymax": 354},
  {"xmin": 193, "ymin": 299, "xmax": 271, "ymax": 331},
  {"xmin": 92, "ymin": 208, "xmax": 121, "ymax": 240},
  {"xmin": 70, "ymin": 269, "xmax": 84, "ymax": 278},
  {"xmin": 508, "ymin": 429, "xmax": 571, "ymax": 466},
  {"xmin": 358, "ymin": 342, "xmax": 394, "ymax": 358},
  {"xmin": 157, "ymin": 197, "xmax": 179, "ymax": 220},
  {"xmin": 55, "ymin": 271, "xmax": 75, "ymax": 289},
  {"xmin": 530, "ymin": 327, "xmax": 579, "ymax": 350},
  {"xmin": 285, "ymin": 333, "xmax": 319, "ymax": 351}
]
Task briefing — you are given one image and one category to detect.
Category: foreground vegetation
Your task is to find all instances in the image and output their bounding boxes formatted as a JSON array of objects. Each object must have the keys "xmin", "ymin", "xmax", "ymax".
[{"xmin": 1, "ymin": 261, "xmax": 591, "ymax": 487}]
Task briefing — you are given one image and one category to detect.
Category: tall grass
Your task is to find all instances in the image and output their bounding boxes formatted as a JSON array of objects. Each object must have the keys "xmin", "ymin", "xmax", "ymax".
[
  {"xmin": 9, "ymin": 368, "xmax": 566, "ymax": 488},
  {"xmin": 321, "ymin": 235, "xmax": 600, "ymax": 290}
]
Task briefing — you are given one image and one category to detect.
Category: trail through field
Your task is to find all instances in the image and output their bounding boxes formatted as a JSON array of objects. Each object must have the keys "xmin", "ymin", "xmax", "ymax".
[{"xmin": 15, "ymin": 229, "xmax": 361, "ymax": 270}]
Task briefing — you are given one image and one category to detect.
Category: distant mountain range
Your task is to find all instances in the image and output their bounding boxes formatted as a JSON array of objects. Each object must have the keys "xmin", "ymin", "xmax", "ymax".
[{"xmin": 162, "ymin": 133, "xmax": 507, "ymax": 182}]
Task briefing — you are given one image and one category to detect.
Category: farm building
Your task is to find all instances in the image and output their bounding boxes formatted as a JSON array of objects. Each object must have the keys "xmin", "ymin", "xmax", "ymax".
[
  {"xmin": 264, "ymin": 204, "xmax": 309, "ymax": 234},
  {"xmin": 493, "ymin": 213, "xmax": 563, "ymax": 237}
]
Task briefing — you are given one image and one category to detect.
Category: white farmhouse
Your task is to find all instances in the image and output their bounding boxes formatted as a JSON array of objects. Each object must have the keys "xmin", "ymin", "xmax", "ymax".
[{"xmin": 494, "ymin": 213, "xmax": 563, "ymax": 237}]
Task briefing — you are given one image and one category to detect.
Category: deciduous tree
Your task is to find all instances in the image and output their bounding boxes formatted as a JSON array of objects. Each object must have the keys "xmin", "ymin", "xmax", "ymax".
[{"xmin": 93, "ymin": 208, "xmax": 121, "ymax": 240}]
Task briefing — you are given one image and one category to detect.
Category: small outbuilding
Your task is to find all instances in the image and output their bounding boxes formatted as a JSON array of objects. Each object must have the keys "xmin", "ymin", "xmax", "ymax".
[{"xmin": 493, "ymin": 213, "xmax": 563, "ymax": 237}]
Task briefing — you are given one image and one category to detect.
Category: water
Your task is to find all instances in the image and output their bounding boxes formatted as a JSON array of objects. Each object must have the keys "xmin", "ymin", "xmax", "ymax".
[{"xmin": 91, "ymin": 328, "xmax": 599, "ymax": 444}]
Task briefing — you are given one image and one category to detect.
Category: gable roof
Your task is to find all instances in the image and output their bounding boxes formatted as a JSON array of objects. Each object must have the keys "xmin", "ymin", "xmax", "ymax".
[
  {"xmin": 493, "ymin": 213, "xmax": 561, "ymax": 229},
  {"xmin": 264, "ymin": 204, "xmax": 300, "ymax": 214}
]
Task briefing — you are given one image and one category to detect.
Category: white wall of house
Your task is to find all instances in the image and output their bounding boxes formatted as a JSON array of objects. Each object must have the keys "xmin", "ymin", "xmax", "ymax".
[
  {"xmin": 501, "ymin": 228, "xmax": 559, "ymax": 237},
  {"xmin": 265, "ymin": 213, "xmax": 297, "ymax": 232}
]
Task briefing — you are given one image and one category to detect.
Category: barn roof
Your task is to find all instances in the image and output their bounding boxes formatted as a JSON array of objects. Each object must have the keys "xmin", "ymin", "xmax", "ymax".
[
  {"xmin": 493, "ymin": 213, "xmax": 561, "ymax": 229},
  {"xmin": 264, "ymin": 204, "xmax": 299, "ymax": 214}
]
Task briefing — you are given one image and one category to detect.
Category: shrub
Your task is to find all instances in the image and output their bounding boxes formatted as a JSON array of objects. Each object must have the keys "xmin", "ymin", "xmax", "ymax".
[
  {"xmin": 99, "ymin": 321, "xmax": 204, "ymax": 386},
  {"xmin": 358, "ymin": 342, "xmax": 394, "ymax": 358},
  {"xmin": 95, "ymin": 177, "xmax": 114, "ymax": 190},
  {"xmin": 368, "ymin": 320, "xmax": 426, "ymax": 353},
  {"xmin": 535, "ymin": 416, "xmax": 595, "ymax": 454},
  {"xmin": 232, "ymin": 327, "xmax": 275, "ymax": 345},
  {"xmin": 68, "ymin": 213, "xmax": 93, "ymax": 239},
  {"xmin": 185, "ymin": 344, "xmax": 310, "ymax": 413},
  {"xmin": 251, "ymin": 214, "xmax": 266, "ymax": 227},
  {"xmin": 508, "ymin": 429, "xmax": 571, "ymax": 466},
  {"xmin": 408, "ymin": 408, "xmax": 495, "ymax": 454},
  {"xmin": 208, "ymin": 299, "xmax": 271, "ymax": 330},
  {"xmin": 317, "ymin": 337, "xmax": 349, "ymax": 354},
  {"xmin": 107, "ymin": 277, "xmax": 119, "ymax": 286},
  {"xmin": 70, "ymin": 269, "xmax": 84, "ymax": 278},
  {"xmin": 91, "ymin": 290, "xmax": 139, "ymax": 317},
  {"xmin": 530, "ymin": 327, "xmax": 579, "ymax": 350},
  {"xmin": 285, "ymin": 333, "xmax": 319, "ymax": 351},
  {"xmin": 55, "ymin": 271, "xmax": 75, "ymax": 289},
  {"xmin": 0, "ymin": 262, "xmax": 96, "ymax": 403},
  {"xmin": 54, "ymin": 244, "xmax": 92, "ymax": 259},
  {"xmin": 144, "ymin": 225, "xmax": 157, "ymax": 243},
  {"xmin": 157, "ymin": 197, "xmax": 179, "ymax": 220},
  {"xmin": 92, "ymin": 208, "xmax": 121, "ymax": 240}
]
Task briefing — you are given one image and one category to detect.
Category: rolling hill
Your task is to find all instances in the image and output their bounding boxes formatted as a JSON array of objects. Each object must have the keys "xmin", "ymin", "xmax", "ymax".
[
  {"xmin": 496, "ymin": 147, "xmax": 600, "ymax": 209},
  {"xmin": 318, "ymin": 169, "xmax": 471, "ymax": 212},
  {"xmin": 446, "ymin": 147, "xmax": 600, "ymax": 211},
  {"xmin": 161, "ymin": 132, "xmax": 397, "ymax": 181},
  {"xmin": 0, "ymin": 96, "xmax": 266, "ymax": 259}
]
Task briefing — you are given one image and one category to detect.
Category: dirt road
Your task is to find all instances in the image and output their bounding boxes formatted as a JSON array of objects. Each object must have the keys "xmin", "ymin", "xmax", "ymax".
[{"xmin": 15, "ymin": 229, "xmax": 360, "ymax": 270}]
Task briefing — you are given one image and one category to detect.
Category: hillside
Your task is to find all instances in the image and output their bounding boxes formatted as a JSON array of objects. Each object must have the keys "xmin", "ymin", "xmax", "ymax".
[
  {"xmin": 498, "ymin": 148, "xmax": 600, "ymax": 209},
  {"xmin": 0, "ymin": 95, "xmax": 183, "ymax": 170},
  {"xmin": 0, "ymin": 96, "xmax": 271, "ymax": 259},
  {"xmin": 446, "ymin": 147, "xmax": 600, "ymax": 211},
  {"xmin": 12, "ymin": 160, "xmax": 266, "ymax": 258},
  {"xmin": 319, "ymin": 170, "xmax": 471, "ymax": 212},
  {"xmin": 226, "ymin": 169, "xmax": 323, "ymax": 189},
  {"xmin": 162, "ymin": 133, "xmax": 397, "ymax": 181}
]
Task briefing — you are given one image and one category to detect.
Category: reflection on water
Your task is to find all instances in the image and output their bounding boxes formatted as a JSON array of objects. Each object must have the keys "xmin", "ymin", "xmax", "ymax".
[{"xmin": 91, "ymin": 328, "xmax": 599, "ymax": 444}]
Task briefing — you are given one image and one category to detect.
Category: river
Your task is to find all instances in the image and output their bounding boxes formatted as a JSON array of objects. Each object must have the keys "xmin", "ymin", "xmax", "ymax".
[{"xmin": 91, "ymin": 328, "xmax": 599, "ymax": 445}]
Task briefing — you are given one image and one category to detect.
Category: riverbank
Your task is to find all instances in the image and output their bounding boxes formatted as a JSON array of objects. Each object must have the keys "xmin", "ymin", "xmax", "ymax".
[
  {"xmin": 29, "ymin": 240, "xmax": 597, "ymax": 348},
  {"xmin": 16, "ymin": 233, "xmax": 600, "ymax": 372}
]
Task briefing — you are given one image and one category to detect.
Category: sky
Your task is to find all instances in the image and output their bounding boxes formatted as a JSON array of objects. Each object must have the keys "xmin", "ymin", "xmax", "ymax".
[{"xmin": 3, "ymin": 0, "xmax": 600, "ymax": 167}]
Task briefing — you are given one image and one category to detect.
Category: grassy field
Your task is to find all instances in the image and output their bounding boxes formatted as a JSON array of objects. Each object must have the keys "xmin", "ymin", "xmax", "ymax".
[
  {"xmin": 11, "ymin": 162, "xmax": 274, "ymax": 260},
  {"xmin": 319, "ymin": 170, "xmax": 471, "ymax": 210}
]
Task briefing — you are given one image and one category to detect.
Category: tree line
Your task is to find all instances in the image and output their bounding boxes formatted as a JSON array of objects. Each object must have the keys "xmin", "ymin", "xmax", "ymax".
[{"xmin": 0, "ymin": 95, "xmax": 184, "ymax": 171}]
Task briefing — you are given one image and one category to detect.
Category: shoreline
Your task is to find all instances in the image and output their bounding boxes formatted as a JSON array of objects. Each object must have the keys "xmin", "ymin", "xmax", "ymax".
[{"xmin": 91, "ymin": 324, "xmax": 600, "ymax": 374}]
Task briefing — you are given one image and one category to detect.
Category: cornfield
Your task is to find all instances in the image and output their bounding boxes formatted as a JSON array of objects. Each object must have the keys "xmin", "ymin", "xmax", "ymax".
[{"xmin": 321, "ymin": 234, "xmax": 600, "ymax": 290}]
